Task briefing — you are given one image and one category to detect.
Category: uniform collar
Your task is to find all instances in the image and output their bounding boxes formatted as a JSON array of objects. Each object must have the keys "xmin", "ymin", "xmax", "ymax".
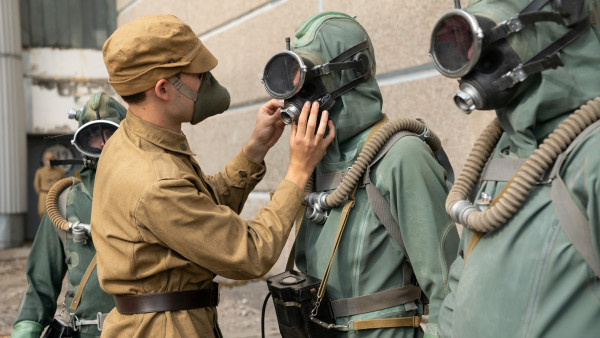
[{"xmin": 123, "ymin": 110, "xmax": 196, "ymax": 156}]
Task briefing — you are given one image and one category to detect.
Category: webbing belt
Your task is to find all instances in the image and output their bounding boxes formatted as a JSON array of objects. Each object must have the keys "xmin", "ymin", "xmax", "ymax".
[
  {"xmin": 352, "ymin": 316, "xmax": 422, "ymax": 330},
  {"xmin": 331, "ymin": 285, "xmax": 421, "ymax": 317}
]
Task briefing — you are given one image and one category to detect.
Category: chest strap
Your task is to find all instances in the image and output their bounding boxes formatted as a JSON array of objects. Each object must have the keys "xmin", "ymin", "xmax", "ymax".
[
  {"xmin": 113, "ymin": 282, "xmax": 220, "ymax": 314},
  {"xmin": 480, "ymin": 158, "xmax": 528, "ymax": 182}
]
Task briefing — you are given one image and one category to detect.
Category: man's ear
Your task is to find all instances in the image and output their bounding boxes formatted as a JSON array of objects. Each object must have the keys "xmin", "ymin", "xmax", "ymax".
[{"xmin": 154, "ymin": 79, "xmax": 170, "ymax": 102}]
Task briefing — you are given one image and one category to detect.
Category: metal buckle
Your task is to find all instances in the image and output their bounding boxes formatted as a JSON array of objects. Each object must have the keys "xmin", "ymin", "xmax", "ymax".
[
  {"xmin": 503, "ymin": 65, "xmax": 527, "ymax": 86},
  {"xmin": 310, "ymin": 316, "xmax": 351, "ymax": 331},
  {"xmin": 502, "ymin": 15, "xmax": 524, "ymax": 33},
  {"xmin": 97, "ymin": 312, "xmax": 106, "ymax": 332},
  {"xmin": 313, "ymin": 63, "xmax": 331, "ymax": 75},
  {"xmin": 536, "ymin": 177, "xmax": 553, "ymax": 185}
]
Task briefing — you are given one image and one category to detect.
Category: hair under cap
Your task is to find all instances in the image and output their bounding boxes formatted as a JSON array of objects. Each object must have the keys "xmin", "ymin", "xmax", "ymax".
[{"xmin": 103, "ymin": 14, "xmax": 218, "ymax": 96}]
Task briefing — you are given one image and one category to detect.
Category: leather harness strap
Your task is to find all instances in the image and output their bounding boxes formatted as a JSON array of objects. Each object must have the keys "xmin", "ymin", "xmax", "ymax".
[
  {"xmin": 69, "ymin": 254, "xmax": 97, "ymax": 311},
  {"xmin": 113, "ymin": 282, "xmax": 220, "ymax": 314}
]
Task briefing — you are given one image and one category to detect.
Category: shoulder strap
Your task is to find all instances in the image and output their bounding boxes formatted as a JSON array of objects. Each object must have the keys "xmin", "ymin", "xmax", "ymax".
[
  {"xmin": 362, "ymin": 131, "xmax": 414, "ymax": 257},
  {"xmin": 69, "ymin": 254, "xmax": 98, "ymax": 311},
  {"xmin": 549, "ymin": 119, "xmax": 600, "ymax": 278}
]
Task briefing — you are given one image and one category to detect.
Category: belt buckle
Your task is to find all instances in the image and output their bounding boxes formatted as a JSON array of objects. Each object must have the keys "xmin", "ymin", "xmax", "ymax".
[
  {"xmin": 97, "ymin": 312, "xmax": 105, "ymax": 332},
  {"xmin": 212, "ymin": 282, "xmax": 220, "ymax": 306}
]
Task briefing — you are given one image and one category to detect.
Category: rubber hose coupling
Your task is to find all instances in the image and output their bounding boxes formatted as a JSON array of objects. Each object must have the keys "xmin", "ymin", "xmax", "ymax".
[
  {"xmin": 304, "ymin": 192, "xmax": 330, "ymax": 224},
  {"xmin": 72, "ymin": 222, "xmax": 91, "ymax": 244},
  {"xmin": 449, "ymin": 200, "xmax": 480, "ymax": 226}
]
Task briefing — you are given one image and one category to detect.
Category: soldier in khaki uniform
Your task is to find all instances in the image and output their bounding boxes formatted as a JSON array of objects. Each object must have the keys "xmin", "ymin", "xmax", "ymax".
[
  {"xmin": 33, "ymin": 152, "xmax": 65, "ymax": 219},
  {"xmin": 91, "ymin": 14, "xmax": 335, "ymax": 337}
]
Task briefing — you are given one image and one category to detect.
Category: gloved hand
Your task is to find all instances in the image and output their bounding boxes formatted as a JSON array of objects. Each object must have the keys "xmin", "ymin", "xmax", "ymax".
[{"xmin": 11, "ymin": 320, "xmax": 44, "ymax": 338}]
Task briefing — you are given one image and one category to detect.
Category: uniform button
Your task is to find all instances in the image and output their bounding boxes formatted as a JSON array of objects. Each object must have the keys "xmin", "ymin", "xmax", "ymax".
[
  {"xmin": 65, "ymin": 256, "xmax": 72, "ymax": 264},
  {"xmin": 239, "ymin": 171, "xmax": 248, "ymax": 178},
  {"xmin": 180, "ymin": 144, "xmax": 187, "ymax": 151}
]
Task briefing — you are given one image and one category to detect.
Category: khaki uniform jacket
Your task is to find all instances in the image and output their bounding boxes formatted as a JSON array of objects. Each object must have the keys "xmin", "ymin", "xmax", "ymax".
[
  {"xmin": 91, "ymin": 111, "xmax": 303, "ymax": 337},
  {"xmin": 33, "ymin": 166, "xmax": 65, "ymax": 218}
]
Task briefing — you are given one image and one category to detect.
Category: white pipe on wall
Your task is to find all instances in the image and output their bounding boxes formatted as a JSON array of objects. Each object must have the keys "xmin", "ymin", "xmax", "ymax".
[{"xmin": 0, "ymin": 0, "xmax": 27, "ymax": 248}]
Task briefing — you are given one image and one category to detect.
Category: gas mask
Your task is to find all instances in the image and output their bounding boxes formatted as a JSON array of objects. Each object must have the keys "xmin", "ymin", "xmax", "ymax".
[
  {"xmin": 430, "ymin": 0, "xmax": 591, "ymax": 113},
  {"xmin": 51, "ymin": 92, "xmax": 127, "ymax": 169},
  {"xmin": 168, "ymin": 71, "xmax": 231, "ymax": 125},
  {"xmin": 262, "ymin": 38, "xmax": 371, "ymax": 124},
  {"xmin": 71, "ymin": 120, "xmax": 119, "ymax": 158}
]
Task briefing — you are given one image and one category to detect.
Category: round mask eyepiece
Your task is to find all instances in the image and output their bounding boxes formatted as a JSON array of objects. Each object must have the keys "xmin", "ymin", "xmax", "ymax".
[
  {"xmin": 262, "ymin": 51, "xmax": 307, "ymax": 99},
  {"xmin": 430, "ymin": 9, "xmax": 484, "ymax": 78},
  {"xmin": 71, "ymin": 120, "xmax": 119, "ymax": 158}
]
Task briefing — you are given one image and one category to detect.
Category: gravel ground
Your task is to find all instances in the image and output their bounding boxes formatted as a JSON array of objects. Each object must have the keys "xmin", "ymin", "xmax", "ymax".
[{"xmin": 0, "ymin": 243, "xmax": 282, "ymax": 337}]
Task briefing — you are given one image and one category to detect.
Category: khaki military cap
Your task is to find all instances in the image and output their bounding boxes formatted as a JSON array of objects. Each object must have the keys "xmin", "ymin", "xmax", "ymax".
[{"xmin": 103, "ymin": 14, "xmax": 218, "ymax": 96}]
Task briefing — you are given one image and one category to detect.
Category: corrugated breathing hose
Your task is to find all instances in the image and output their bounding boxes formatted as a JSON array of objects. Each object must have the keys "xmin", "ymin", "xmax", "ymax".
[
  {"xmin": 46, "ymin": 177, "xmax": 81, "ymax": 231},
  {"xmin": 323, "ymin": 118, "xmax": 442, "ymax": 208},
  {"xmin": 447, "ymin": 97, "xmax": 600, "ymax": 232}
]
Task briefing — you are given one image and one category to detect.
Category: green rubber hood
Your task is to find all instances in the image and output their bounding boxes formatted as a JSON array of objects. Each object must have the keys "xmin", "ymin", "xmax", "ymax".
[
  {"xmin": 466, "ymin": 0, "xmax": 600, "ymax": 156},
  {"xmin": 72, "ymin": 92, "xmax": 127, "ymax": 127},
  {"xmin": 292, "ymin": 12, "xmax": 383, "ymax": 162}
]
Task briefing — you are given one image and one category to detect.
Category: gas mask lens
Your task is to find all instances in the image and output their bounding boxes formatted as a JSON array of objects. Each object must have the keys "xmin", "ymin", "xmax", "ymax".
[
  {"xmin": 430, "ymin": 9, "xmax": 483, "ymax": 78},
  {"xmin": 72, "ymin": 120, "xmax": 119, "ymax": 158},
  {"xmin": 262, "ymin": 51, "xmax": 307, "ymax": 99}
]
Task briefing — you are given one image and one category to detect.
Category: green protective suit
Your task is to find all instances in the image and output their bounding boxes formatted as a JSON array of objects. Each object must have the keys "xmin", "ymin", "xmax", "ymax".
[
  {"xmin": 12, "ymin": 168, "xmax": 114, "ymax": 338},
  {"xmin": 292, "ymin": 12, "xmax": 460, "ymax": 337},
  {"xmin": 438, "ymin": 1, "xmax": 600, "ymax": 337}
]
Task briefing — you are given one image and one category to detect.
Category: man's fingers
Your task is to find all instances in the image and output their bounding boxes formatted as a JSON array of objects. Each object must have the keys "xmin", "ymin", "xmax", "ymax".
[
  {"xmin": 262, "ymin": 99, "xmax": 282, "ymax": 115},
  {"xmin": 315, "ymin": 110, "xmax": 329, "ymax": 138},
  {"xmin": 296, "ymin": 101, "xmax": 310, "ymax": 136},
  {"xmin": 325, "ymin": 120, "xmax": 336, "ymax": 143},
  {"xmin": 305, "ymin": 102, "xmax": 319, "ymax": 136}
]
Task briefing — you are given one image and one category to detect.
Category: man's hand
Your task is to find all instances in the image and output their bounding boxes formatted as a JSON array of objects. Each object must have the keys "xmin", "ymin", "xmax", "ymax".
[
  {"xmin": 243, "ymin": 99, "xmax": 286, "ymax": 164},
  {"xmin": 284, "ymin": 101, "xmax": 335, "ymax": 189}
]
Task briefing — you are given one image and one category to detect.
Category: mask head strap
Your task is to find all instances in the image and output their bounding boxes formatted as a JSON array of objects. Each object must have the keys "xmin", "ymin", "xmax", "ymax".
[
  {"xmin": 495, "ymin": 14, "xmax": 590, "ymax": 90},
  {"xmin": 487, "ymin": 0, "xmax": 587, "ymax": 44},
  {"xmin": 310, "ymin": 40, "xmax": 371, "ymax": 76},
  {"xmin": 168, "ymin": 75, "xmax": 198, "ymax": 102}
]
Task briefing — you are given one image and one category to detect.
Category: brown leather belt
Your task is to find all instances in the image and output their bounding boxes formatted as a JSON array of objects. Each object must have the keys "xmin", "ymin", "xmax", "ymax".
[{"xmin": 113, "ymin": 282, "xmax": 219, "ymax": 314}]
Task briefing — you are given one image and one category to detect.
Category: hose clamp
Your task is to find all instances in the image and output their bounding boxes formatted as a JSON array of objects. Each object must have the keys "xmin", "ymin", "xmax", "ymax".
[
  {"xmin": 414, "ymin": 118, "xmax": 432, "ymax": 142},
  {"xmin": 72, "ymin": 222, "xmax": 90, "ymax": 244},
  {"xmin": 449, "ymin": 200, "xmax": 479, "ymax": 226},
  {"xmin": 304, "ymin": 192, "xmax": 330, "ymax": 224}
]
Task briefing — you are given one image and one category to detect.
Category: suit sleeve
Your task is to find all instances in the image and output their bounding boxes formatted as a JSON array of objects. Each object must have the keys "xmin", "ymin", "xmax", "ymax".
[
  {"xmin": 378, "ymin": 137, "xmax": 460, "ymax": 326},
  {"xmin": 13, "ymin": 214, "xmax": 67, "ymax": 330}
]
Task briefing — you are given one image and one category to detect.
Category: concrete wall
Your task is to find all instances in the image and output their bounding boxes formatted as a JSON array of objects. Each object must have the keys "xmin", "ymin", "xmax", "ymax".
[
  {"xmin": 24, "ymin": 48, "xmax": 115, "ymax": 134},
  {"xmin": 114, "ymin": 0, "xmax": 494, "ymax": 272}
]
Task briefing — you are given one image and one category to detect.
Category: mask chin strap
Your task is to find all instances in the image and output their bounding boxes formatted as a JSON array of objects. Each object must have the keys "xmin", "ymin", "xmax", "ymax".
[
  {"xmin": 495, "ymin": 15, "xmax": 590, "ymax": 90},
  {"xmin": 309, "ymin": 40, "xmax": 373, "ymax": 107},
  {"xmin": 168, "ymin": 75, "xmax": 198, "ymax": 102}
]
